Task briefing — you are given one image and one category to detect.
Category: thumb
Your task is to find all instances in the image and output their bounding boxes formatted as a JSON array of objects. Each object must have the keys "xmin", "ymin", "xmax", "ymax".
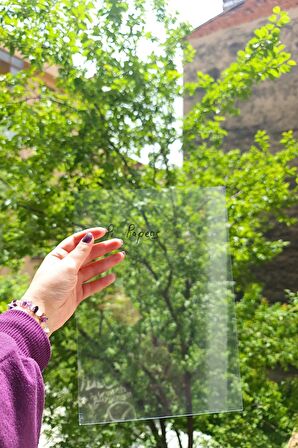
[{"xmin": 66, "ymin": 232, "xmax": 94, "ymax": 270}]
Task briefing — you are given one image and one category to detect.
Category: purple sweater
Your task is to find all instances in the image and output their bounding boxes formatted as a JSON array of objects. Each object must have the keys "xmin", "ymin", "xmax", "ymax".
[{"xmin": 0, "ymin": 310, "xmax": 51, "ymax": 448}]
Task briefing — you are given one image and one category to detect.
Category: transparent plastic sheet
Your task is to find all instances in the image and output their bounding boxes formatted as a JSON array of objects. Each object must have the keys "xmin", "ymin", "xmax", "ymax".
[{"xmin": 75, "ymin": 187, "xmax": 243, "ymax": 424}]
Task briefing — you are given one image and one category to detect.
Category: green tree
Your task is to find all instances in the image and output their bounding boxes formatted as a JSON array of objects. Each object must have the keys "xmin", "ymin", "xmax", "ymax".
[{"xmin": 0, "ymin": 1, "xmax": 297, "ymax": 447}]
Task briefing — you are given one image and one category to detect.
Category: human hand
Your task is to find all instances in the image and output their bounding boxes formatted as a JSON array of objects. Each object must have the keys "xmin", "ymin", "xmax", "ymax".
[{"xmin": 20, "ymin": 227, "xmax": 125, "ymax": 336}]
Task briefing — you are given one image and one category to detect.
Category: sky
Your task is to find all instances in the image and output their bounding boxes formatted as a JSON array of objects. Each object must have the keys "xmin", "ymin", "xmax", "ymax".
[
  {"xmin": 136, "ymin": 0, "xmax": 224, "ymax": 167},
  {"xmin": 168, "ymin": 0, "xmax": 223, "ymax": 29}
]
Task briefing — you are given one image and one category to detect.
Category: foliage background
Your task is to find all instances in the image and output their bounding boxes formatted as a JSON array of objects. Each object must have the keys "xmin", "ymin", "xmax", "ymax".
[{"xmin": 0, "ymin": 1, "xmax": 297, "ymax": 446}]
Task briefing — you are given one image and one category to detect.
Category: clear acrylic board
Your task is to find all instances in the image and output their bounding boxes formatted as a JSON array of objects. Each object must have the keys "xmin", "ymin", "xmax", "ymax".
[{"xmin": 75, "ymin": 187, "xmax": 243, "ymax": 424}]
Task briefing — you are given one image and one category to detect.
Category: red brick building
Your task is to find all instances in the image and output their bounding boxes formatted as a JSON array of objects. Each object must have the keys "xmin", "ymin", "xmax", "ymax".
[
  {"xmin": 185, "ymin": 0, "xmax": 298, "ymax": 150},
  {"xmin": 185, "ymin": 0, "xmax": 298, "ymax": 300},
  {"xmin": 0, "ymin": 47, "xmax": 58, "ymax": 88}
]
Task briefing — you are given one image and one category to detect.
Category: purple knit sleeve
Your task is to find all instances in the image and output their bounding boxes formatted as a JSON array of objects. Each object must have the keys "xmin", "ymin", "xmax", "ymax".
[{"xmin": 0, "ymin": 310, "xmax": 52, "ymax": 448}]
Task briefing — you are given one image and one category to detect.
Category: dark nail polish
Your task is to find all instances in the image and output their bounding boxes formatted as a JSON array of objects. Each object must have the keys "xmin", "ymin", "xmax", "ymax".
[{"xmin": 82, "ymin": 232, "xmax": 93, "ymax": 243}]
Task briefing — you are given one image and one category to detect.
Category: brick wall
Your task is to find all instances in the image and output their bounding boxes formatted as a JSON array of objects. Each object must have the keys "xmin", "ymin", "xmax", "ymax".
[
  {"xmin": 185, "ymin": 5, "xmax": 298, "ymax": 149},
  {"xmin": 0, "ymin": 48, "xmax": 57, "ymax": 88},
  {"xmin": 189, "ymin": 0, "xmax": 298, "ymax": 40},
  {"xmin": 184, "ymin": 2, "xmax": 298, "ymax": 300}
]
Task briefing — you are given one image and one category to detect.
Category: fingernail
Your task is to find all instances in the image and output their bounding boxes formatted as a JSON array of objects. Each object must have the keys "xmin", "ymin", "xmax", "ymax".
[
  {"xmin": 82, "ymin": 232, "xmax": 93, "ymax": 243},
  {"xmin": 121, "ymin": 251, "xmax": 126, "ymax": 257}
]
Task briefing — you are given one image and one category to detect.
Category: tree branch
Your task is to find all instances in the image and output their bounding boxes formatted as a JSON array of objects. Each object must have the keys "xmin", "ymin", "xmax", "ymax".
[
  {"xmin": 187, "ymin": 414, "xmax": 194, "ymax": 448},
  {"xmin": 175, "ymin": 429, "xmax": 183, "ymax": 448},
  {"xmin": 160, "ymin": 418, "xmax": 168, "ymax": 447},
  {"xmin": 148, "ymin": 420, "xmax": 168, "ymax": 448}
]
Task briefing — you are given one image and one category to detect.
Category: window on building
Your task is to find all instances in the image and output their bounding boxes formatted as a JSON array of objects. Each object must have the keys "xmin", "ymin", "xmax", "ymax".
[{"xmin": 0, "ymin": 48, "xmax": 24, "ymax": 74}]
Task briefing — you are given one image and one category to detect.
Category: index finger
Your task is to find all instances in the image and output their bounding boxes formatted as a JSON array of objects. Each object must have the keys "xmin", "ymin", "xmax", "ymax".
[{"xmin": 57, "ymin": 227, "xmax": 107, "ymax": 253}]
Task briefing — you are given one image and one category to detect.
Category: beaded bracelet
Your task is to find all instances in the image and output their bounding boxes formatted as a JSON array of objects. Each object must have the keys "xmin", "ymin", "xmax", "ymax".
[{"xmin": 7, "ymin": 299, "xmax": 50, "ymax": 336}]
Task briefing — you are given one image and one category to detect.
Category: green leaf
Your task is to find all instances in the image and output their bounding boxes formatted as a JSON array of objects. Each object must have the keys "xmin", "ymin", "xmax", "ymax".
[{"xmin": 273, "ymin": 6, "xmax": 281, "ymax": 14}]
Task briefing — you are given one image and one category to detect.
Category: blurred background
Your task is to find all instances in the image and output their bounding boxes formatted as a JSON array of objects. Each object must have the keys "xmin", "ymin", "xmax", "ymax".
[{"xmin": 0, "ymin": 0, "xmax": 297, "ymax": 447}]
